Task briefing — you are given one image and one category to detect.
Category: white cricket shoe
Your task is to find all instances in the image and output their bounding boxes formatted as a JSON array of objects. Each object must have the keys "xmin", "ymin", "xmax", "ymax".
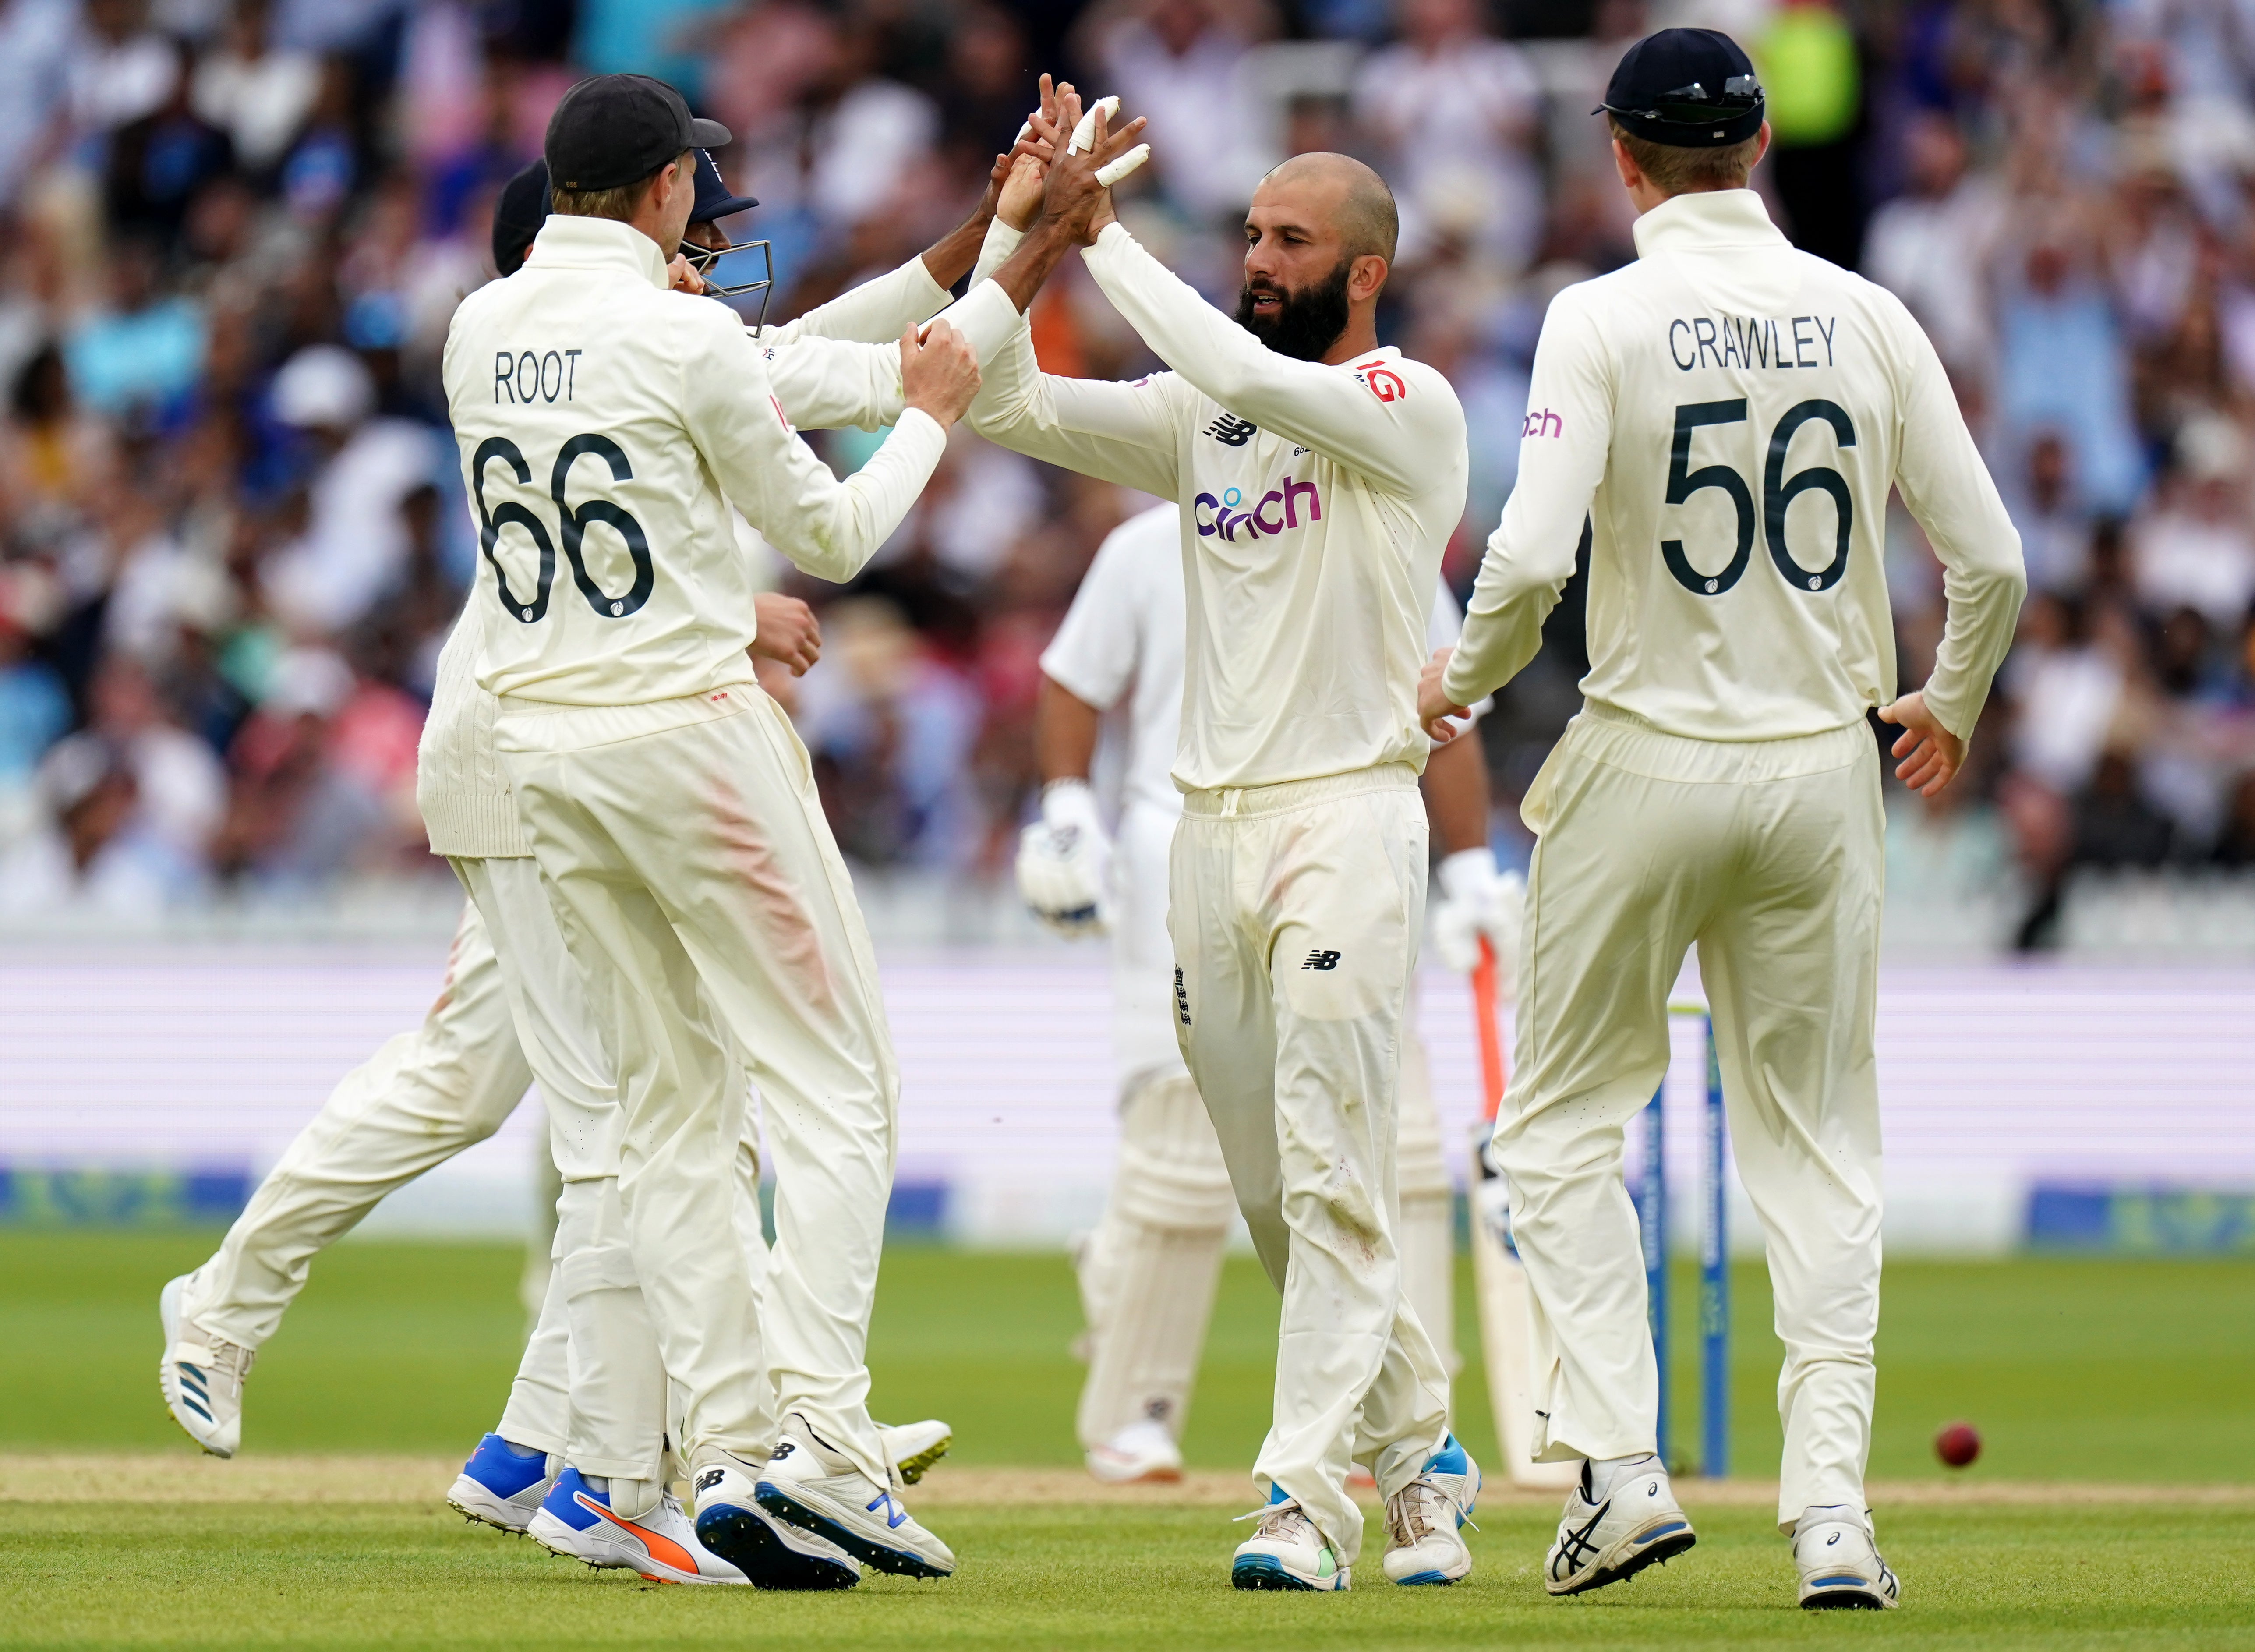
[
  {"xmin": 756, "ymin": 1412, "xmax": 956, "ymax": 1578},
  {"xmin": 157, "ymin": 1273, "xmax": 253, "ymax": 1458},
  {"xmin": 1232, "ymin": 1489, "xmax": 1351, "ymax": 1591},
  {"xmin": 1086, "ymin": 1418, "xmax": 1184, "ymax": 1484},
  {"xmin": 689, "ymin": 1448, "xmax": 861, "ymax": 1591},
  {"xmin": 1794, "ymin": 1506, "xmax": 1900, "ymax": 1610},
  {"xmin": 530, "ymin": 1468, "xmax": 744, "ymax": 1584},
  {"xmin": 447, "ymin": 1432, "xmax": 556, "ymax": 1533},
  {"xmin": 1382, "ymin": 1433, "xmax": 1481, "ymax": 1586},
  {"xmin": 1544, "ymin": 1456, "xmax": 1697, "ymax": 1595},
  {"xmin": 878, "ymin": 1417, "xmax": 951, "ymax": 1486}
]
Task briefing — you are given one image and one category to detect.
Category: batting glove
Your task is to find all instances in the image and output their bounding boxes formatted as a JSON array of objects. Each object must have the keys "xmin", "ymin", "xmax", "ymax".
[
  {"xmin": 1016, "ymin": 778, "xmax": 1111, "ymax": 937},
  {"xmin": 1431, "ymin": 848, "xmax": 1525, "ymax": 990}
]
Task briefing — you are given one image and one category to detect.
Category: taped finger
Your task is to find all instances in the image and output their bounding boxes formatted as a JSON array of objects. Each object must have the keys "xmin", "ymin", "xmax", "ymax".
[
  {"xmin": 1069, "ymin": 94, "xmax": 1120, "ymax": 155},
  {"xmin": 1094, "ymin": 143, "xmax": 1149, "ymax": 188}
]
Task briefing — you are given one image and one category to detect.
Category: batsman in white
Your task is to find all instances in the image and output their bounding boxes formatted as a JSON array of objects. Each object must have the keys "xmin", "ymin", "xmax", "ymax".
[
  {"xmin": 964, "ymin": 81, "xmax": 1480, "ymax": 1591},
  {"xmin": 1018, "ymin": 503, "xmax": 1516, "ymax": 1489},
  {"xmin": 1421, "ymin": 29, "xmax": 2025, "ymax": 1611},
  {"xmin": 159, "ymin": 92, "xmax": 1020, "ymax": 1588}
]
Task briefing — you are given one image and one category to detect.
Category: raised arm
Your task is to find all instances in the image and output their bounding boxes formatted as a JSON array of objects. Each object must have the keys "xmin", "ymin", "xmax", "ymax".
[
  {"xmin": 679, "ymin": 303, "xmax": 974, "ymax": 584},
  {"xmin": 763, "ymin": 281, "xmax": 1020, "ymax": 433},
  {"xmin": 1437, "ymin": 288, "xmax": 1613, "ymax": 712},
  {"xmin": 965, "ymin": 217, "xmax": 1185, "ymax": 498},
  {"xmin": 1077, "ymin": 222, "xmax": 1458, "ymax": 495}
]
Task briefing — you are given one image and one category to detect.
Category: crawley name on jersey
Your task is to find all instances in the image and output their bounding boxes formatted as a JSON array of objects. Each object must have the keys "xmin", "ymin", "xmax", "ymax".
[
  {"xmin": 973, "ymin": 221, "xmax": 1468, "ymax": 792},
  {"xmin": 1441, "ymin": 189, "xmax": 2022, "ymax": 739}
]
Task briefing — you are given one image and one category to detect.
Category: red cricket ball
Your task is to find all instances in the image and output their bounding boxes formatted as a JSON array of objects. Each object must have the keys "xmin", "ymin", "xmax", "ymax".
[{"xmin": 1935, "ymin": 1421, "xmax": 1981, "ymax": 1468}]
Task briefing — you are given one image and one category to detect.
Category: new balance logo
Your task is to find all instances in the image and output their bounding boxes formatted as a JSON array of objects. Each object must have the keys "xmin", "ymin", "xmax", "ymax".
[
  {"xmin": 1204, "ymin": 413, "xmax": 1258, "ymax": 446},
  {"xmin": 1174, "ymin": 967, "xmax": 1192, "ymax": 1025},
  {"xmin": 866, "ymin": 1491, "xmax": 910, "ymax": 1529},
  {"xmin": 1302, "ymin": 950, "xmax": 1341, "ymax": 971},
  {"xmin": 696, "ymin": 1468, "xmax": 723, "ymax": 1493}
]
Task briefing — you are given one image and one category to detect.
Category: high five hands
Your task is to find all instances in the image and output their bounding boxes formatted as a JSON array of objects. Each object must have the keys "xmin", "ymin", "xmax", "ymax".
[{"xmin": 993, "ymin": 76, "xmax": 1150, "ymax": 245}]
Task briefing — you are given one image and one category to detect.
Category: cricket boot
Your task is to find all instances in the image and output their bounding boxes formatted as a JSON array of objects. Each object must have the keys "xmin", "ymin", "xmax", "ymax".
[
  {"xmin": 1231, "ymin": 1486, "xmax": 1351, "ymax": 1591},
  {"xmin": 756, "ymin": 1411, "xmax": 956, "ymax": 1578},
  {"xmin": 447, "ymin": 1433, "xmax": 556, "ymax": 1533},
  {"xmin": 530, "ymin": 1467, "xmax": 745, "ymax": 1584},
  {"xmin": 1086, "ymin": 1418, "xmax": 1184, "ymax": 1485},
  {"xmin": 1382, "ymin": 1433, "xmax": 1481, "ymax": 1586},
  {"xmin": 690, "ymin": 1447, "xmax": 861, "ymax": 1591},
  {"xmin": 1794, "ymin": 1505, "xmax": 1900, "ymax": 1610},
  {"xmin": 878, "ymin": 1417, "xmax": 952, "ymax": 1486},
  {"xmin": 157, "ymin": 1273, "xmax": 254, "ymax": 1458},
  {"xmin": 1544, "ymin": 1454, "xmax": 1696, "ymax": 1595}
]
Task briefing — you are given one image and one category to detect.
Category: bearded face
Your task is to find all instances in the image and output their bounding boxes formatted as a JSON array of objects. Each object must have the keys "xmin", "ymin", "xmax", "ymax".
[{"xmin": 1234, "ymin": 256, "xmax": 1353, "ymax": 363}]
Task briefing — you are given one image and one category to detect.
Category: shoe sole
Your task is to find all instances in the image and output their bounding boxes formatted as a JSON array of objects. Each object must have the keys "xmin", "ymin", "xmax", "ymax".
[
  {"xmin": 1391, "ymin": 1568, "xmax": 1460, "ymax": 1586},
  {"xmin": 1232, "ymin": 1555, "xmax": 1347, "ymax": 1591},
  {"xmin": 754, "ymin": 1484, "xmax": 951, "ymax": 1579},
  {"xmin": 1086, "ymin": 1462, "xmax": 1184, "ymax": 1486},
  {"xmin": 1802, "ymin": 1575, "xmax": 1898, "ymax": 1610},
  {"xmin": 446, "ymin": 1475, "xmax": 537, "ymax": 1536},
  {"xmin": 1547, "ymin": 1521, "xmax": 1697, "ymax": 1596},
  {"xmin": 697, "ymin": 1504, "xmax": 860, "ymax": 1591},
  {"xmin": 892, "ymin": 1433, "xmax": 951, "ymax": 1487}
]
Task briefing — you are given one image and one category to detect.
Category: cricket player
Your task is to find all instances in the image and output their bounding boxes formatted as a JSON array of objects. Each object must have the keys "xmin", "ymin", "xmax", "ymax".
[
  {"xmin": 159, "ymin": 126, "xmax": 1006, "ymax": 1585},
  {"xmin": 965, "ymin": 86, "xmax": 1478, "ymax": 1590},
  {"xmin": 1020, "ymin": 503, "xmax": 1514, "ymax": 1486},
  {"xmin": 448, "ymin": 71, "xmax": 1021, "ymax": 1587},
  {"xmin": 1419, "ymin": 30, "xmax": 2025, "ymax": 1610}
]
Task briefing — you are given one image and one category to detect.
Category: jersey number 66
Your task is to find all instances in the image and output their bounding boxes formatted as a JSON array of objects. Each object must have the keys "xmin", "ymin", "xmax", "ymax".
[{"xmin": 473, "ymin": 434, "xmax": 655, "ymax": 623}]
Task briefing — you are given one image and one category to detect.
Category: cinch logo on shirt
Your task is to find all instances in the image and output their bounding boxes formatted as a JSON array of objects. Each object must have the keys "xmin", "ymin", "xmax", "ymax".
[
  {"xmin": 1193, "ymin": 477, "xmax": 1322, "ymax": 542},
  {"xmin": 1523, "ymin": 407, "xmax": 1563, "ymax": 438}
]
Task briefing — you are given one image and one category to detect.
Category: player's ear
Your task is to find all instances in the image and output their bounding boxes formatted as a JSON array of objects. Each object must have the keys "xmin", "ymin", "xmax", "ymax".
[
  {"xmin": 1350, "ymin": 253, "xmax": 1388, "ymax": 304},
  {"xmin": 1611, "ymin": 135, "xmax": 1641, "ymax": 193},
  {"xmin": 1751, "ymin": 120, "xmax": 1773, "ymax": 169}
]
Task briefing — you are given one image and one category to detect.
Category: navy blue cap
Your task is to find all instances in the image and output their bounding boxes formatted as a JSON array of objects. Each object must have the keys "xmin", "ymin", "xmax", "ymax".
[
  {"xmin": 545, "ymin": 74, "xmax": 730, "ymax": 193},
  {"xmin": 690, "ymin": 149, "xmax": 757, "ymax": 224},
  {"xmin": 1597, "ymin": 29, "xmax": 1765, "ymax": 149},
  {"xmin": 492, "ymin": 159, "xmax": 550, "ymax": 276}
]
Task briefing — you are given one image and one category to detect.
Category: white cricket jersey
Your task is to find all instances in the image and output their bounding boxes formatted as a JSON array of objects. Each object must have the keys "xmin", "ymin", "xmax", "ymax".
[
  {"xmin": 441, "ymin": 215, "xmax": 1017, "ymax": 707},
  {"xmin": 421, "ymin": 245, "xmax": 975, "ymax": 855},
  {"xmin": 1039, "ymin": 501, "xmax": 1485, "ymax": 1086},
  {"xmin": 1441, "ymin": 189, "xmax": 2025, "ymax": 744},
  {"xmin": 971, "ymin": 221, "xmax": 1468, "ymax": 794}
]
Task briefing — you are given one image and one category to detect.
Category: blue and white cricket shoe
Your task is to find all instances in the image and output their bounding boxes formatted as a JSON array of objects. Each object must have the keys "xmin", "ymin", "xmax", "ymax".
[
  {"xmin": 446, "ymin": 1433, "xmax": 555, "ymax": 1534},
  {"xmin": 1382, "ymin": 1433, "xmax": 1481, "ymax": 1585},
  {"xmin": 690, "ymin": 1447, "xmax": 861, "ymax": 1591},
  {"xmin": 528, "ymin": 1466, "xmax": 746, "ymax": 1585},
  {"xmin": 1232, "ymin": 1484, "xmax": 1351, "ymax": 1591},
  {"xmin": 158, "ymin": 1273, "xmax": 254, "ymax": 1458},
  {"xmin": 1544, "ymin": 1456, "xmax": 1696, "ymax": 1595},
  {"xmin": 755, "ymin": 1412, "xmax": 956, "ymax": 1578},
  {"xmin": 1794, "ymin": 1506, "xmax": 1900, "ymax": 1610}
]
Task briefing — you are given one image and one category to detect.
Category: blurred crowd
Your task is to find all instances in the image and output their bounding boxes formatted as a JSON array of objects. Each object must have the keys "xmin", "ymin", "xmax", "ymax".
[{"xmin": 2, "ymin": 0, "xmax": 2253, "ymax": 946}]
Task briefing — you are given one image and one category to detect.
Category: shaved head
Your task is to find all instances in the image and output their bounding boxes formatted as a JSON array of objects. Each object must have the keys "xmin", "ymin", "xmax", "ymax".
[{"xmin": 1258, "ymin": 152, "xmax": 1398, "ymax": 263}]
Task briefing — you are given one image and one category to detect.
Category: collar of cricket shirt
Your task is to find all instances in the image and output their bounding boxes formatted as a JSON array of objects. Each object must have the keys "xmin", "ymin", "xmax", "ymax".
[
  {"xmin": 1631, "ymin": 188, "xmax": 1789, "ymax": 261},
  {"xmin": 522, "ymin": 214, "xmax": 672, "ymax": 290}
]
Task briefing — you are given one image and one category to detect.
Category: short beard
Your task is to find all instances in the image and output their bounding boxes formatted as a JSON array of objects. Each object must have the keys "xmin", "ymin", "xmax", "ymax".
[{"xmin": 1234, "ymin": 259, "xmax": 1352, "ymax": 363}]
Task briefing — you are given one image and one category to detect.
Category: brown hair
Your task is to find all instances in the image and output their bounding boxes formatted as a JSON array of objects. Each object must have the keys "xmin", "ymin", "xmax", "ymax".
[
  {"xmin": 550, "ymin": 150, "xmax": 689, "ymax": 222},
  {"xmin": 1609, "ymin": 119, "xmax": 1760, "ymax": 195}
]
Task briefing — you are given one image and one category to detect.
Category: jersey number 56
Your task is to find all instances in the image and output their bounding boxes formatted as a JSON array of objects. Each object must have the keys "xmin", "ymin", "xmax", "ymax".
[
  {"xmin": 1661, "ymin": 399, "xmax": 1856, "ymax": 597},
  {"xmin": 473, "ymin": 434, "xmax": 654, "ymax": 623}
]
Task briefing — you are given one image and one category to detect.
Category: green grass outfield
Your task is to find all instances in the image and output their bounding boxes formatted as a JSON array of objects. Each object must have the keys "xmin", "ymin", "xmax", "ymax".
[{"xmin": 1, "ymin": 1234, "xmax": 2251, "ymax": 1648}]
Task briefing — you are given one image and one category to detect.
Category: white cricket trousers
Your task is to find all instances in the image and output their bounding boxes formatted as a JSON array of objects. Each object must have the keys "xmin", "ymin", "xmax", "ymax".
[
  {"xmin": 183, "ymin": 902, "xmax": 535, "ymax": 1356},
  {"xmin": 498, "ymin": 684, "xmax": 898, "ymax": 1482},
  {"xmin": 1169, "ymin": 762, "xmax": 1452, "ymax": 1564},
  {"xmin": 1498, "ymin": 707, "xmax": 1884, "ymax": 1530}
]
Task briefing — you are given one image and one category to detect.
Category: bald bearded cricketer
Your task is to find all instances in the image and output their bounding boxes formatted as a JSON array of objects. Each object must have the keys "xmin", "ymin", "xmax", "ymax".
[
  {"xmin": 1420, "ymin": 29, "xmax": 2025, "ymax": 1611},
  {"xmin": 965, "ymin": 84, "xmax": 1480, "ymax": 1591}
]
